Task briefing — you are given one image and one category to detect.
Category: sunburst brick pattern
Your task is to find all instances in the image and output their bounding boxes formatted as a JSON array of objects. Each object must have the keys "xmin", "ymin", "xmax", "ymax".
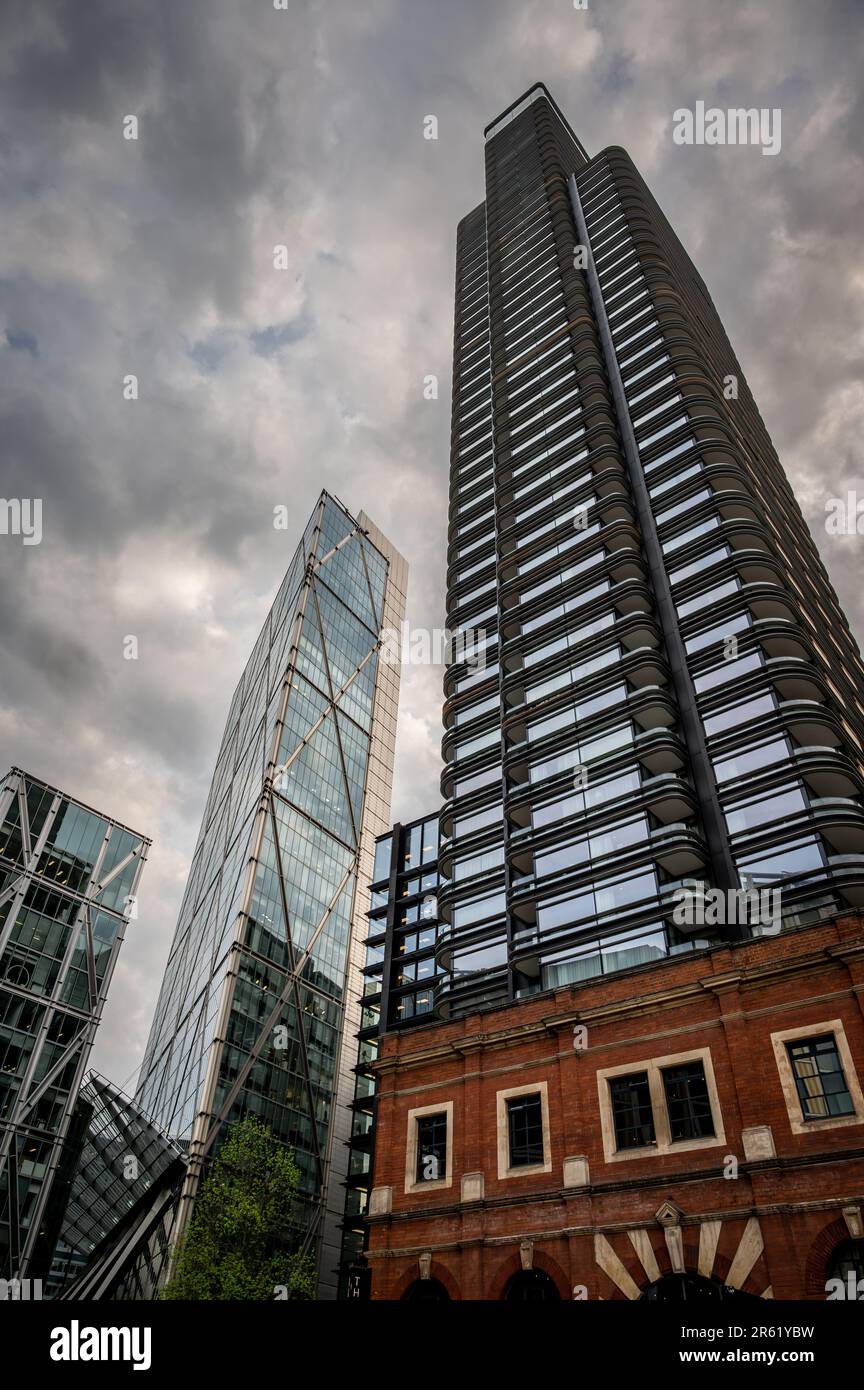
[{"xmin": 595, "ymin": 1214, "xmax": 771, "ymax": 1299}]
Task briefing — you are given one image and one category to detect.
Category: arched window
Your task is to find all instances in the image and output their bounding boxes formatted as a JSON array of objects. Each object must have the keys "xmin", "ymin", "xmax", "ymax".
[
  {"xmin": 402, "ymin": 1277, "xmax": 450, "ymax": 1302},
  {"xmin": 503, "ymin": 1269, "xmax": 561, "ymax": 1302},
  {"xmin": 641, "ymin": 1273, "xmax": 758, "ymax": 1302},
  {"xmin": 827, "ymin": 1240, "xmax": 864, "ymax": 1292}
]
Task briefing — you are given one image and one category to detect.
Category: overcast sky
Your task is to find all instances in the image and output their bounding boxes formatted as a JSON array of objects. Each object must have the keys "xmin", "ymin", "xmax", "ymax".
[{"xmin": 1, "ymin": 0, "xmax": 862, "ymax": 1092}]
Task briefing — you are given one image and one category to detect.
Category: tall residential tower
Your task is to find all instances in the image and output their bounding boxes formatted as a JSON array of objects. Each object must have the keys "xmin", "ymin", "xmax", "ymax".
[
  {"xmin": 438, "ymin": 83, "xmax": 864, "ymax": 1019},
  {"xmin": 363, "ymin": 85, "xmax": 864, "ymax": 1303}
]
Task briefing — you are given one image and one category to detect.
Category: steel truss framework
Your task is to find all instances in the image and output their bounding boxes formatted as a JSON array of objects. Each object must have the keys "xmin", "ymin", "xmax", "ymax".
[
  {"xmin": 135, "ymin": 492, "xmax": 403, "ymax": 1281},
  {"xmin": 50, "ymin": 1070, "xmax": 184, "ymax": 1299},
  {"xmin": 0, "ymin": 769, "xmax": 149, "ymax": 1280}
]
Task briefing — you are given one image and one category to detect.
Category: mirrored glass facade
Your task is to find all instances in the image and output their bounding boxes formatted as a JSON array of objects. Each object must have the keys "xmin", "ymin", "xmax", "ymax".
[
  {"xmin": 46, "ymin": 1070, "xmax": 184, "ymax": 1300},
  {"xmin": 135, "ymin": 491, "xmax": 406, "ymax": 1297},
  {"xmin": 438, "ymin": 83, "xmax": 864, "ymax": 1020},
  {"xmin": 0, "ymin": 769, "xmax": 149, "ymax": 1280}
]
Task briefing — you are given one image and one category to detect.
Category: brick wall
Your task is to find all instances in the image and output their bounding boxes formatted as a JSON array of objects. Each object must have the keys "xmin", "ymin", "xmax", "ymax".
[{"xmin": 366, "ymin": 913, "xmax": 864, "ymax": 1300}]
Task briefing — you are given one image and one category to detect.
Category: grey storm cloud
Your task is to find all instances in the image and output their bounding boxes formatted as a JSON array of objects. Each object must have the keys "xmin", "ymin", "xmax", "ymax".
[{"xmin": 0, "ymin": 0, "xmax": 862, "ymax": 1090}]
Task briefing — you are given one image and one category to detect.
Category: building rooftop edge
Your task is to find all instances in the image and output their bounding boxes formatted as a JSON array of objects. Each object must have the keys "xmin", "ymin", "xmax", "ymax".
[
  {"xmin": 483, "ymin": 81, "xmax": 590, "ymax": 163},
  {"xmin": 4, "ymin": 766, "xmax": 153, "ymax": 844}
]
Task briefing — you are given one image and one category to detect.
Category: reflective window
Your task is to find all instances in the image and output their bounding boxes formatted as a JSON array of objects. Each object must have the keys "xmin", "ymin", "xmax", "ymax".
[
  {"xmin": 453, "ymin": 727, "xmax": 499, "ymax": 761},
  {"xmin": 704, "ymin": 692, "xmax": 776, "ymax": 737},
  {"xmin": 663, "ymin": 1062, "xmax": 715, "ymax": 1140},
  {"xmin": 694, "ymin": 651, "xmax": 762, "ymax": 693},
  {"xmin": 507, "ymin": 1093, "xmax": 544, "ymax": 1167},
  {"xmin": 453, "ymin": 694, "xmax": 499, "ymax": 726},
  {"xmin": 452, "ymin": 939, "xmax": 508, "ymax": 974},
  {"xmin": 372, "ymin": 836, "xmax": 392, "ymax": 883},
  {"xmin": 532, "ymin": 768, "xmax": 641, "ymax": 829},
  {"xmin": 736, "ymin": 836, "xmax": 824, "ymax": 880},
  {"xmin": 656, "ymin": 488, "xmax": 711, "ymax": 526},
  {"xmin": 542, "ymin": 924, "xmax": 668, "ymax": 988},
  {"xmin": 713, "ymin": 738, "xmax": 789, "ymax": 785},
  {"xmin": 638, "ymin": 414, "xmax": 689, "ymax": 451},
  {"xmin": 649, "ymin": 462, "xmax": 704, "ymax": 500},
  {"xmin": 685, "ymin": 612, "xmax": 750, "ymax": 656},
  {"xmin": 416, "ymin": 1113, "xmax": 448, "ymax": 1182},
  {"xmin": 452, "ymin": 845, "xmax": 505, "ymax": 881},
  {"xmin": 610, "ymin": 1073, "xmax": 655, "ymax": 1149},
  {"xmin": 643, "ymin": 437, "xmax": 697, "ymax": 474},
  {"xmin": 668, "ymin": 546, "xmax": 729, "ymax": 588},
  {"xmin": 537, "ymin": 868, "xmax": 656, "ymax": 934},
  {"xmin": 421, "ymin": 820, "xmax": 439, "ymax": 863},
  {"xmin": 452, "ymin": 891, "xmax": 505, "ymax": 927},
  {"xmin": 726, "ymin": 785, "xmax": 807, "ymax": 835},
  {"xmin": 453, "ymin": 804, "xmax": 503, "ymax": 837},
  {"xmin": 787, "ymin": 1035, "xmax": 854, "ymax": 1121},
  {"xmin": 535, "ymin": 814, "xmax": 648, "ymax": 877},
  {"xmin": 453, "ymin": 764, "xmax": 501, "ymax": 797}
]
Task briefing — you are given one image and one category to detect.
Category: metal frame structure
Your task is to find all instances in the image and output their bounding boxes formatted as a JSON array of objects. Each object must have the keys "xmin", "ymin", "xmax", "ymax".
[
  {"xmin": 135, "ymin": 491, "xmax": 406, "ymax": 1297},
  {"xmin": 0, "ymin": 769, "xmax": 149, "ymax": 1280},
  {"xmin": 48, "ymin": 1070, "xmax": 185, "ymax": 1300}
]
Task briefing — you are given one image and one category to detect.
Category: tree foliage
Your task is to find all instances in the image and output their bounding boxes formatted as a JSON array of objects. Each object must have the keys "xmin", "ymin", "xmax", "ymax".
[{"xmin": 161, "ymin": 1116, "xmax": 315, "ymax": 1300}]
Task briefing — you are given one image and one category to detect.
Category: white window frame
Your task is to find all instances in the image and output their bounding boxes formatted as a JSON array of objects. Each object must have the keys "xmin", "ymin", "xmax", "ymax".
[
  {"xmin": 496, "ymin": 1080, "xmax": 552, "ymax": 1179},
  {"xmin": 597, "ymin": 1046, "xmax": 725, "ymax": 1163},
  {"xmin": 770, "ymin": 1019, "xmax": 864, "ymax": 1136},
  {"xmin": 404, "ymin": 1100, "xmax": 454, "ymax": 1194}
]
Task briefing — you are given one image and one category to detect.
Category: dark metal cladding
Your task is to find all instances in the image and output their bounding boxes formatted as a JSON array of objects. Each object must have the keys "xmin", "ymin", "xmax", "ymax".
[{"xmin": 437, "ymin": 86, "xmax": 864, "ymax": 1021}]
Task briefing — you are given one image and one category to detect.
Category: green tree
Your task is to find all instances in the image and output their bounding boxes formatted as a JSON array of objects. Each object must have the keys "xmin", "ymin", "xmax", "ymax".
[{"xmin": 161, "ymin": 1116, "xmax": 315, "ymax": 1300}]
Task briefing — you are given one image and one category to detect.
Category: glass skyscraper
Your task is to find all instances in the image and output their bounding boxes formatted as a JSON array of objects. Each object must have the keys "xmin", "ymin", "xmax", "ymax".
[
  {"xmin": 438, "ymin": 83, "xmax": 864, "ymax": 1020},
  {"xmin": 135, "ymin": 490, "xmax": 406, "ymax": 1297},
  {"xmin": 0, "ymin": 768, "xmax": 149, "ymax": 1282}
]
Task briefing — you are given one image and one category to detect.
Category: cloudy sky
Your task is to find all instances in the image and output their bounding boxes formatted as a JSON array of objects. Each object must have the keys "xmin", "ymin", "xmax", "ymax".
[{"xmin": 1, "ymin": 0, "xmax": 862, "ymax": 1092}]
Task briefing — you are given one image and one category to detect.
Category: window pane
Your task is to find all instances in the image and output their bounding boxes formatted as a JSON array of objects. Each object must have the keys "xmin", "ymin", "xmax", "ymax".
[
  {"xmin": 507, "ymin": 1093, "xmax": 544, "ymax": 1167},
  {"xmin": 403, "ymin": 823, "xmax": 423, "ymax": 870},
  {"xmin": 421, "ymin": 819, "xmax": 439, "ymax": 863},
  {"xmin": 372, "ymin": 836, "xmax": 391, "ymax": 883},
  {"xmin": 610, "ymin": 1072, "xmax": 655, "ymax": 1149},
  {"xmin": 415, "ymin": 1113, "xmax": 448, "ymax": 1182},
  {"xmin": 787, "ymin": 1035, "xmax": 854, "ymax": 1121},
  {"xmin": 662, "ymin": 1062, "xmax": 715, "ymax": 1141}
]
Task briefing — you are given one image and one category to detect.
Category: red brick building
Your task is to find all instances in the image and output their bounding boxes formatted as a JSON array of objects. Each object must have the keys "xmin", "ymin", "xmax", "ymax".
[{"xmin": 366, "ymin": 912, "xmax": 864, "ymax": 1301}]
